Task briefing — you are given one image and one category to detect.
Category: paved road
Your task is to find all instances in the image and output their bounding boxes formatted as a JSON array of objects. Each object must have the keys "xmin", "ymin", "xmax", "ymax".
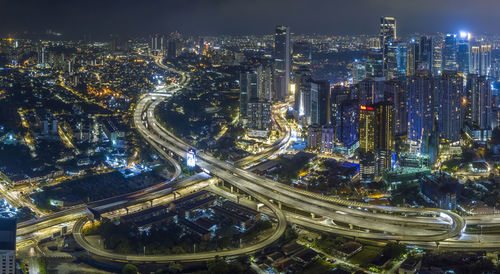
[
  {"xmin": 72, "ymin": 183, "xmax": 287, "ymax": 263},
  {"xmin": 139, "ymin": 94, "xmax": 466, "ymax": 241}
]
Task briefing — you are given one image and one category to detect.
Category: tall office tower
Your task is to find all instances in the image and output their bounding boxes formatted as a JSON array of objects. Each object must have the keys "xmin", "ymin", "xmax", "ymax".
[
  {"xmin": 374, "ymin": 102, "xmax": 395, "ymax": 174},
  {"xmin": 395, "ymin": 42, "xmax": 407, "ymax": 78},
  {"xmin": 465, "ymin": 74, "xmax": 492, "ymax": 130},
  {"xmin": 300, "ymin": 79, "xmax": 330, "ymax": 126},
  {"xmin": 436, "ymin": 71, "xmax": 463, "ymax": 143},
  {"xmin": 385, "ymin": 42, "xmax": 399, "ymax": 79},
  {"xmin": 331, "ymin": 85, "xmax": 352, "ymax": 124},
  {"xmin": 417, "ymin": 36, "xmax": 433, "ymax": 72},
  {"xmin": 366, "ymin": 51, "xmax": 384, "ymax": 78},
  {"xmin": 379, "ymin": 16, "xmax": 397, "ymax": 77},
  {"xmin": 384, "ymin": 80, "xmax": 407, "ymax": 137},
  {"xmin": 293, "ymin": 66, "xmax": 312, "ymax": 115},
  {"xmin": 335, "ymin": 100, "xmax": 359, "ymax": 147},
  {"xmin": 432, "ymin": 36, "xmax": 444, "ymax": 76},
  {"xmin": 406, "ymin": 39, "xmax": 417, "ymax": 76},
  {"xmin": 471, "ymin": 42, "xmax": 492, "ymax": 76},
  {"xmin": 298, "ymin": 78, "xmax": 315, "ymax": 123},
  {"xmin": 457, "ymin": 32, "xmax": 471, "ymax": 75},
  {"xmin": 442, "ymin": 34, "xmax": 458, "ymax": 71},
  {"xmin": 408, "ymin": 36, "xmax": 433, "ymax": 76},
  {"xmin": 407, "ymin": 72, "xmax": 434, "ymax": 143},
  {"xmin": 0, "ymin": 218, "xmax": 16, "ymax": 274},
  {"xmin": 359, "ymin": 102, "xmax": 394, "ymax": 181},
  {"xmin": 357, "ymin": 78, "xmax": 383, "ymax": 105},
  {"xmin": 239, "ymin": 70, "xmax": 258, "ymax": 122},
  {"xmin": 350, "ymin": 59, "xmax": 367, "ymax": 84},
  {"xmin": 273, "ymin": 25, "xmax": 291, "ymax": 101}
]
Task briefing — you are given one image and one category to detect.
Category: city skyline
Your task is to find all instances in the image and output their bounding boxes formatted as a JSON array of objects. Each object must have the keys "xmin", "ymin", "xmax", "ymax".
[{"xmin": 3, "ymin": 2, "xmax": 500, "ymax": 273}]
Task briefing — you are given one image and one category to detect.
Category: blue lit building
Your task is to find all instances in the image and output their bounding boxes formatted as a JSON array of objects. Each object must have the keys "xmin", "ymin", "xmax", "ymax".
[
  {"xmin": 407, "ymin": 72, "xmax": 434, "ymax": 143},
  {"xmin": 417, "ymin": 36, "xmax": 433, "ymax": 72},
  {"xmin": 436, "ymin": 71, "xmax": 463, "ymax": 143},
  {"xmin": 465, "ymin": 74, "xmax": 492, "ymax": 131},
  {"xmin": 395, "ymin": 42, "xmax": 407, "ymax": 78},
  {"xmin": 442, "ymin": 34, "xmax": 458, "ymax": 71},
  {"xmin": 457, "ymin": 32, "xmax": 471, "ymax": 75},
  {"xmin": 335, "ymin": 100, "xmax": 359, "ymax": 147}
]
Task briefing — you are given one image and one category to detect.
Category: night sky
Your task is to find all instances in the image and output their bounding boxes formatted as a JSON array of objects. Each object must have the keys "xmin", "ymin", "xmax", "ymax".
[{"xmin": 1, "ymin": 0, "xmax": 499, "ymax": 38}]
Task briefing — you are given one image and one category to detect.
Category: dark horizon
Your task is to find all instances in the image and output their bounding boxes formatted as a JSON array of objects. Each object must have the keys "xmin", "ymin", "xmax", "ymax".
[{"xmin": 2, "ymin": 0, "xmax": 500, "ymax": 39}]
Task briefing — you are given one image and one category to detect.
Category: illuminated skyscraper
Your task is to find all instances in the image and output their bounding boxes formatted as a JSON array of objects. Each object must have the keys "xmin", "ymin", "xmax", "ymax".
[
  {"xmin": 471, "ymin": 42, "xmax": 492, "ymax": 76},
  {"xmin": 385, "ymin": 42, "xmax": 399, "ymax": 79},
  {"xmin": 395, "ymin": 42, "xmax": 407, "ymax": 78},
  {"xmin": 350, "ymin": 59, "xmax": 366, "ymax": 84},
  {"xmin": 379, "ymin": 16, "xmax": 397, "ymax": 77},
  {"xmin": 465, "ymin": 74, "xmax": 492, "ymax": 130},
  {"xmin": 384, "ymin": 80, "xmax": 407, "ymax": 137},
  {"xmin": 432, "ymin": 35, "xmax": 444, "ymax": 76},
  {"xmin": 335, "ymin": 99, "xmax": 359, "ymax": 147},
  {"xmin": 406, "ymin": 39, "xmax": 417, "ymax": 76},
  {"xmin": 299, "ymin": 79, "xmax": 330, "ymax": 125},
  {"xmin": 256, "ymin": 63, "xmax": 273, "ymax": 102},
  {"xmin": 273, "ymin": 25, "xmax": 291, "ymax": 101},
  {"xmin": 239, "ymin": 69, "xmax": 258, "ymax": 120},
  {"xmin": 407, "ymin": 72, "xmax": 434, "ymax": 143},
  {"xmin": 294, "ymin": 66, "xmax": 312, "ymax": 115},
  {"xmin": 442, "ymin": 34, "xmax": 458, "ymax": 71},
  {"xmin": 359, "ymin": 102, "xmax": 394, "ymax": 181},
  {"xmin": 359, "ymin": 104, "xmax": 376, "ymax": 181},
  {"xmin": 457, "ymin": 32, "xmax": 471, "ymax": 75},
  {"xmin": 366, "ymin": 51, "xmax": 384, "ymax": 78},
  {"xmin": 436, "ymin": 71, "xmax": 463, "ymax": 142},
  {"xmin": 417, "ymin": 36, "xmax": 433, "ymax": 72}
]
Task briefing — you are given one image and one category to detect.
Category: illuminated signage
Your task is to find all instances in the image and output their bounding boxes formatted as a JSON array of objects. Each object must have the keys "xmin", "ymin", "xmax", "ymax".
[{"xmin": 187, "ymin": 148, "xmax": 196, "ymax": 167}]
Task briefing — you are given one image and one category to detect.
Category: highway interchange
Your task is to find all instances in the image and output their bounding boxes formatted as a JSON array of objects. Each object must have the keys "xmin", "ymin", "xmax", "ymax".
[{"xmin": 10, "ymin": 54, "xmax": 500, "ymax": 264}]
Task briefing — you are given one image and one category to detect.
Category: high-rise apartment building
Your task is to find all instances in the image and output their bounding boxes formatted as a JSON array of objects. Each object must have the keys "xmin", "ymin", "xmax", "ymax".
[
  {"xmin": 407, "ymin": 72, "xmax": 435, "ymax": 143},
  {"xmin": 465, "ymin": 74, "xmax": 492, "ymax": 130},
  {"xmin": 436, "ymin": 71, "xmax": 463, "ymax": 143},
  {"xmin": 359, "ymin": 102, "xmax": 394, "ymax": 181},
  {"xmin": 239, "ymin": 69, "xmax": 258, "ymax": 120},
  {"xmin": 384, "ymin": 80, "xmax": 407, "ymax": 137}
]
